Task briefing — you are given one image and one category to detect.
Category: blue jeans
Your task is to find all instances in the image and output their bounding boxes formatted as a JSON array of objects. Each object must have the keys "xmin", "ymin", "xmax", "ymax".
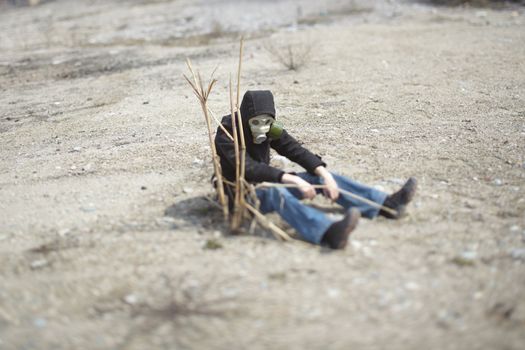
[{"xmin": 256, "ymin": 172, "xmax": 387, "ymax": 244}]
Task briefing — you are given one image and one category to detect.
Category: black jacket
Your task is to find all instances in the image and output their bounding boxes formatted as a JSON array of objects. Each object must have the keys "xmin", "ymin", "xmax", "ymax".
[{"xmin": 214, "ymin": 90, "xmax": 325, "ymax": 186}]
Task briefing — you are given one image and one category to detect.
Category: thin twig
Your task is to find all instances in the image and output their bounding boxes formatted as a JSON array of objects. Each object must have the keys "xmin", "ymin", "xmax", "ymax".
[
  {"xmin": 244, "ymin": 203, "xmax": 293, "ymax": 242},
  {"xmin": 236, "ymin": 37, "xmax": 247, "ymax": 220},
  {"xmin": 229, "ymin": 75, "xmax": 242, "ymax": 231},
  {"xmin": 207, "ymin": 107, "xmax": 234, "ymax": 141}
]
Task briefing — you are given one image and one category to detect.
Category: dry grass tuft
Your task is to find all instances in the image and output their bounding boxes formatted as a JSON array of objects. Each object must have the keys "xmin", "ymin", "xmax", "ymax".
[
  {"xmin": 263, "ymin": 40, "xmax": 312, "ymax": 71},
  {"xmin": 118, "ymin": 274, "xmax": 237, "ymax": 349},
  {"xmin": 418, "ymin": 0, "xmax": 524, "ymax": 6}
]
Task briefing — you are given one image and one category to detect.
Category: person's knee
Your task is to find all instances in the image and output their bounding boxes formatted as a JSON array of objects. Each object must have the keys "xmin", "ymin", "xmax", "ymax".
[
  {"xmin": 259, "ymin": 187, "xmax": 291, "ymax": 209},
  {"xmin": 269, "ymin": 187, "xmax": 292, "ymax": 200}
]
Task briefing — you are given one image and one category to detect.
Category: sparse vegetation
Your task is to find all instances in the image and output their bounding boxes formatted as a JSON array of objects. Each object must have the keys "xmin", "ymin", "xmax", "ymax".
[
  {"xmin": 419, "ymin": 0, "xmax": 525, "ymax": 6},
  {"xmin": 119, "ymin": 274, "xmax": 236, "ymax": 349},
  {"xmin": 263, "ymin": 40, "xmax": 312, "ymax": 71}
]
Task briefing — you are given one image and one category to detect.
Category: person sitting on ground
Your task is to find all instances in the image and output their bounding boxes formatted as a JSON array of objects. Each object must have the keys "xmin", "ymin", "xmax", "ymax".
[{"xmin": 214, "ymin": 90, "xmax": 417, "ymax": 249}]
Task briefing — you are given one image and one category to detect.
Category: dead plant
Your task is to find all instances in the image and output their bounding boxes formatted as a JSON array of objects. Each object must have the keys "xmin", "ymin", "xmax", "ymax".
[
  {"xmin": 183, "ymin": 60, "xmax": 229, "ymax": 220},
  {"xmin": 263, "ymin": 40, "xmax": 312, "ymax": 71},
  {"xmin": 118, "ymin": 274, "xmax": 236, "ymax": 350}
]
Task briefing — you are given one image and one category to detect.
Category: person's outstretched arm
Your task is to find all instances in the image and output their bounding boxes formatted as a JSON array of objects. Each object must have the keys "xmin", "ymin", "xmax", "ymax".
[
  {"xmin": 271, "ymin": 131, "xmax": 339, "ymax": 200},
  {"xmin": 270, "ymin": 130, "xmax": 326, "ymax": 174}
]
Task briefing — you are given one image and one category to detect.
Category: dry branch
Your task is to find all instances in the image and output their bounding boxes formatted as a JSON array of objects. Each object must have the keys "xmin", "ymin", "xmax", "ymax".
[
  {"xmin": 207, "ymin": 106, "xmax": 233, "ymax": 141},
  {"xmin": 183, "ymin": 59, "xmax": 228, "ymax": 220},
  {"xmin": 229, "ymin": 37, "xmax": 248, "ymax": 232},
  {"xmin": 244, "ymin": 203, "xmax": 293, "ymax": 242},
  {"xmin": 229, "ymin": 76, "xmax": 243, "ymax": 232}
]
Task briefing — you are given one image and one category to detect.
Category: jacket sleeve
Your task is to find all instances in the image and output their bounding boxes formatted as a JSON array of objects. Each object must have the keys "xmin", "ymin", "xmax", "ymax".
[
  {"xmin": 215, "ymin": 123, "xmax": 285, "ymax": 184},
  {"xmin": 270, "ymin": 130, "xmax": 326, "ymax": 174}
]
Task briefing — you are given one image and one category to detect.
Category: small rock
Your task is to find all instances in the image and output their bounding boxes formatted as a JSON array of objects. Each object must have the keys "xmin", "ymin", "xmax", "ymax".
[
  {"xmin": 143, "ymin": 101, "xmax": 149, "ymax": 105},
  {"xmin": 405, "ymin": 282, "xmax": 420, "ymax": 291},
  {"xmin": 510, "ymin": 225, "xmax": 520, "ymax": 232},
  {"xmin": 72, "ymin": 147, "xmax": 81, "ymax": 152},
  {"xmin": 293, "ymin": 80, "xmax": 299, "ymax": 84},
  {"xmin": 203, "ymin": 239, "xmax": 222, "ymax": 250},
  {"xmin": 327, "ymin": 288, "xmax": 340, "ymax": 298},
  {"xmin": 452, "ymin": 251, "xmax": 477, "ymax": 266},
  {"xmin": 30, "ymin": 259, "xmax": 49, "ymax": 270},
  {"xmin": 476, "ymin": 10, "xmax": 487, "ymax": 18},
  {"xmin": 510, "ymin": 249, "xmax": 525, "ymax": 262},
  {"xmin": 493, "ymin": 178, "xmax": 503, "ymax": 186},
  {"xmin": 268, "ymin": 272, "xmax": 287, "ymax": 281},
  {"xmin": 140, "ymin": 186, "xmax": 147, "ymax": 190},
  {"xmin": 33, "ymin": 317, "xmax": 47, "ymax": 328},
  {"xmin": 160, "ymin": 216, "xmax": 176, "ymax": 223},
  {"xmin": 220, "ymin": 287, "xmax": 240, "ymax": 298},
  {"xmin": 472, "ymin": 212, "xmax": 484, "ymax": 222},
  {"xmin": 351, "ymin": 240, "xmax": 362, "ymax": 250},
  {"xmin": 183, "ymin": 187, "xmax": 193, "ymax": 194},
  {"xmin": 123, "ymin": 294, "xmax": 139, "ymax": 305},
  {"xmin": 58, "ymin": 228, "xmax": 71, "ymax": 237},
  {"xmin": 192, "ymin": 158, "xmax": 204, "ymax": 166},
  {"xmin": 52, "ymin": 58, "xmax": 65, "ymax": 65},
  {"xmin": 370, "ymin": 128, "xmax": 380, "ymax": 133},
  {"xmin": 464, "ymin": 201, "xmax": 476, "ymax": 209},
  {"xmin": 70, "ymin": 165, "xmax": 77, "ymax": 170},
  {"xmin": 362, "ymin": 246, "xmax": 373, "ymax": 258},
  {"xmin": 80, "ymin": 204, "xmax": 96, "ymax": 213}
]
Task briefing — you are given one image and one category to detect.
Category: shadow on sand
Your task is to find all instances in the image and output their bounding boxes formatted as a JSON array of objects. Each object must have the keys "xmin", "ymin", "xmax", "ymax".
[{"xmin": 164, "ymin": 195, "xmax": 229, "ymax": 233}]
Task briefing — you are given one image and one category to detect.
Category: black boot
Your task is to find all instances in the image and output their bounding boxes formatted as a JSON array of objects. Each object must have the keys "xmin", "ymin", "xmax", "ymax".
[
  {"xmin": 321, "ymin": 208, "xmax": 360, "ymax": 249},
  {"xmin": 380, "ymin": 177, "xmax": 417, "ymax": 219}
]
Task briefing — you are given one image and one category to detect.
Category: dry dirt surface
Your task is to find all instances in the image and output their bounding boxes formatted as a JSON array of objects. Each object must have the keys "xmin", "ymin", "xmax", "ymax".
[{"xmin": 1, "ymin": 0, "xmax": 524, "ymax": 349}]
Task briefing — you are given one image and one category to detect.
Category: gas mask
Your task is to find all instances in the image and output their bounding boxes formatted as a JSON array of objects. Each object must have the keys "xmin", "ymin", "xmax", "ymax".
[{"xmin": 248, "ymin": 114, "xmax": 275, "ymax": 144}]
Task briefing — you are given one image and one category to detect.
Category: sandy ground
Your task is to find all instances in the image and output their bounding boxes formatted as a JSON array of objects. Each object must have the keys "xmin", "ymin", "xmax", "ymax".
[{"xmin": 0, "ymin": 0, "xmax": 524, "ymax": 349}]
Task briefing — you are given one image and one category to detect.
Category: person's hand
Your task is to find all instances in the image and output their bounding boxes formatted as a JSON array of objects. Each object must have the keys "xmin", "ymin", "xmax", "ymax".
[
  {"xmin": 314, "ymin": 166, "xmax": 340, "ymax": 201},
  {"xmin": 322, "ymin": 174, "xmax": 340, "ymax": 201},
  {"xmin": 281, "ymin": 173, "xmax": 316, "ymax": 200}
]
